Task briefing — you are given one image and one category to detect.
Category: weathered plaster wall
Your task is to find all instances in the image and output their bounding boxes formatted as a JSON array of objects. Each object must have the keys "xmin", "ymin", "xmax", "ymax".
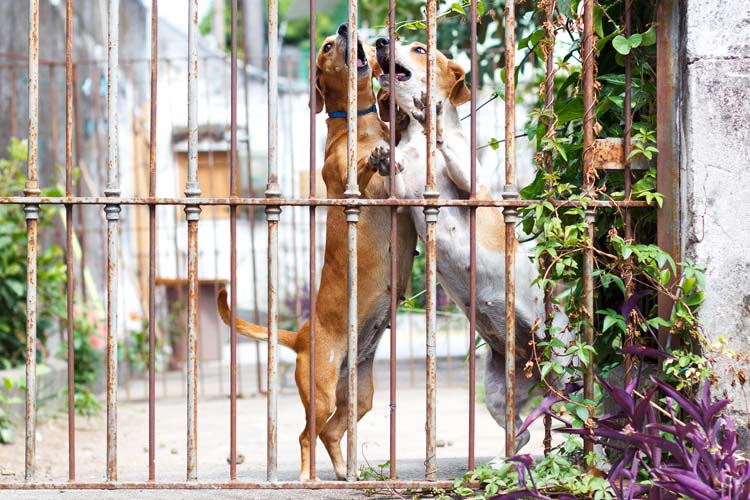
[{"xmin": 682, "ymin": 0, "xmax": 750, "ymax": 433}]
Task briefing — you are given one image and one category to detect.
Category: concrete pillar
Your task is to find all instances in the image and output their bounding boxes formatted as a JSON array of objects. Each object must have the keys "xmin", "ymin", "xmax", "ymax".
[{"xmin": 682, "ymin": 0, "xmax": 750, "ymax": 444}]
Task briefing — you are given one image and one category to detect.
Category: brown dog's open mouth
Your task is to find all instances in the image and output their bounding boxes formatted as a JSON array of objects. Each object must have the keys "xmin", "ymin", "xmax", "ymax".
[{"xmin": 356, "ymin": 42, "xmax": 367, "ymax": 69}]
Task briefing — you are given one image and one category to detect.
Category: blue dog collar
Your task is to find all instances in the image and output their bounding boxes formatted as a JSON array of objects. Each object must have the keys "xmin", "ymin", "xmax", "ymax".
[{"xmin": 327, "ymin": 104, "xmax": 378, "ymax": 119}]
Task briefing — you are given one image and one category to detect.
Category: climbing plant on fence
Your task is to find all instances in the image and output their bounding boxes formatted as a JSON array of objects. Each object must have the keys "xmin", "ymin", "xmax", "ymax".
[{"xmin": 381, "ymin": 0, "xmax": 748, "ymax": 498}]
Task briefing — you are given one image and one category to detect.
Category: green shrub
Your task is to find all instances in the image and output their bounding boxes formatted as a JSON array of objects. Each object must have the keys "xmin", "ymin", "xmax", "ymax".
[{"xmin": 0, "ymin": 138, "xmax": 66, "ymax": 368}]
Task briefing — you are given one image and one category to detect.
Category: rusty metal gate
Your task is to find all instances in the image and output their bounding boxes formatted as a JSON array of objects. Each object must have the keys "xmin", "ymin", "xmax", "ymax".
[{"xmin": 0, "ymin": 0, "xmax": 679, "ymax": 491}]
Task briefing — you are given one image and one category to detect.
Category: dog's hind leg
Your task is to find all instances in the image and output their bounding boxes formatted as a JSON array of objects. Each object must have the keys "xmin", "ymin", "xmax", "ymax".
[
  {"xmin": 483, "ymin": 348, "xmax": 535, "ymax": 455},
  {"xmin": 318, "ymin": 356, "xmax": 376, "ymax": 480},
  {"xmin": 296, "ymin": 347, "xmax": 339, "ymax": 481}
]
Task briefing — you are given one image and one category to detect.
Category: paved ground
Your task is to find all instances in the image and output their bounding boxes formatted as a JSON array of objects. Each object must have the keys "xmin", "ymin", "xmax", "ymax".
[{"xmin": 0, "ymin": 359, "xmax": 550, "ymax": 498}]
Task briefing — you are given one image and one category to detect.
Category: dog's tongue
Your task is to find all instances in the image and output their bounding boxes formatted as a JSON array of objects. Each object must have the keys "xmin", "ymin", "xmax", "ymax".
[{"xmin": 357, "ymin": 58, "xmax": 366, "ymax": 68}]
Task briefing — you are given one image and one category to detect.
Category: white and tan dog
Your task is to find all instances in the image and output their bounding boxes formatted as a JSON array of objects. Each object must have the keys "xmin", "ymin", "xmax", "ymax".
[{"xmin": 370, "ymin": 38, "xmax": 569, "ymax": 452}]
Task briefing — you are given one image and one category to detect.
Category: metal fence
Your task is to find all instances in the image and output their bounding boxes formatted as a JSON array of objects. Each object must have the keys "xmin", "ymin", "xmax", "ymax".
[{"xmin": 0, "ymin": 0, "xmax": 678, "ymax": 491}]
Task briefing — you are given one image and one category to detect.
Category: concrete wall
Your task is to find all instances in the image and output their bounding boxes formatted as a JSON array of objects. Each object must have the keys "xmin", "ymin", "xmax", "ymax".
[{"xmin": 682, "ymin": 0, "xmax": 750, "ymax": 435}]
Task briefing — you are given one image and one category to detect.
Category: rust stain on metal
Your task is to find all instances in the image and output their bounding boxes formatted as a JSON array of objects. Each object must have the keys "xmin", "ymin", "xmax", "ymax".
[
  {"xmin": 65, "ymin": 0, "xmax": 76, "ymax": 481},
  {"xmin": 582, "ymin": 0, "xmax": 596, "ymax": 457},
  {"xmin": 592, "ymin": 138, "xmax": 647, "ymax": 171},
  {"xmin": 307, "ymin": 0, "xmax": 318, "ymax": 479},
  {"xmin": 0, "ymin": 480, "xmax": 457, "ymax": 490},
  {"xmin": 148, "ymin": 0, "xmax": 158, "ymax": 482},
  {"xmin": 656, "ymin": 0, "xmax": 680, "ymax": 352}
]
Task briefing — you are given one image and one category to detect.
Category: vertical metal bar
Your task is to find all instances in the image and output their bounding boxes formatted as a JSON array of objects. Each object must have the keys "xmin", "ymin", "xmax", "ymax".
[
  {"xmin": 24, "ymin": 0, "xmax": 41, "ymax": 481},
  {"xmin": 93, "ymin": 64, "xmax": 103, "ymax": 188},
  {"xmin": 424, "ymin": 0, "xmax": 438, "ymax": 480},
  {"xmin": 266, "ymin": 0, "xmax": 281, "ymax": 482},
  {"xmin": 73, "ymin": 64, "xmax": 86, "ymax": 303},
  {"xmin": 502, "ymin": 0, "xmax": 519, "ymax": 458},
  {"xmin": 467, "ymin": 0, "xmax": 478, "ymax": 471},
  {"xmin": 105, "ymin": 0, "xmax": 121, "ymax": 482},
  {"xmin": 50, "ymin": 65, "xmax": 58, "ymax": 173},
  {"xmin": 9, "ymin": 66, "xmax": 17, "ymax": 138},
  {"xmin": 148, "ymin": 0, "xmax": 158, "ymax": 482},
  {"xmin": 205, "ymin": 62, "xmax": 224, "ymax": 397},
  {"xmin": 229, "ymin": 2, "xmax": 242, "ymax": 482},
  {"xmin": 286, "ymin": 58, "xmax": 303, "ymax": 328},
  {"xmin": 622, "ymin": 0, "xmax": 634, "ymax": 384},
  {"xmin": 582, "ymin": 0, "xmax": 596, "ymax": 457},
  {"xmin": 542, "ymin": 0, "xmax": 557, "ymax": 456},
  {"xmin": 307, "ymin": 0, "xmax": 318, "ymax": 480},
  {"xmin": 656, "ymin": 0, "xmax": 680, "ymax": 350},
  {"xmin": 239, "ymin": 18, "xmax": 263, "ymax": 397},
  {"xmin": 344, "ymin": 0, "xmax": 359, "ymax": 482},
  {"xmin": 388, "ymin": 0, "xmax": 398, "ymax": 479},
  {"xmin": 185, "ymin": 0, "xmax": 201, "ymax": 482},
  {"xmin": 65, "ymin": 0, "xmax": 76, "ymax": 482}
]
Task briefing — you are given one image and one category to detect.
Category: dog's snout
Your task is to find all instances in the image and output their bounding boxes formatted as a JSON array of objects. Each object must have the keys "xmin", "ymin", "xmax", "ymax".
[
  {"xmin": 375, "ymin": 37, "xmax": 389, "ymax": 49},
  {"xmin": 337, "ymin": 23, "xmax": 347, "ymax": 36}
]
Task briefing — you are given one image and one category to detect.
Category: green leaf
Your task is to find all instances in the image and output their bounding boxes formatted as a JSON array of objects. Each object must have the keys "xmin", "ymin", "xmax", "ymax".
[
  {"xmin": 450, "ymin": 2, "xmax": 466, "ymax": 15},
  {"xmin": 683, "ymin": 291, "xmax": 704, "ymax": 307},
  {"xmin": 2, "ymin": 377, "xmax": 12, "ymax": 391},
  {"xmin": 612, "ymin": 35, "xmax": 631, "ymax": 55},
  {"xmin": 575, "ymin": 405, "xmax": 589, "ymax": 423},
  {"xmin": 640, "ymin": 26, "xmax": 656, "ymax": 46},
  {"xmin": 593, "ymin": 6, "xmax": 603, "ymax": 38},
  {"xmin": 628, "ymin": 33, "xmax": 642, "ymax": 48}
]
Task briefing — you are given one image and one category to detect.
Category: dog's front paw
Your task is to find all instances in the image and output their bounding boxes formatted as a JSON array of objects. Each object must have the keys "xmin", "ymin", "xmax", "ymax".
[
  {"xmin": 411, "ymin": 91, "xmax": 444, "ymax": 144},
  {"xmin": 369, "ymin": 146, "xmax": 403, "ymax": 177}
]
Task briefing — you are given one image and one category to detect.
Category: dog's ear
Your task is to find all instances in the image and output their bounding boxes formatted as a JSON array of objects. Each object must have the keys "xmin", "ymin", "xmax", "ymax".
[
  {"xmin": 377, "ymin": 87, "xmax": 391, "ymax": 122},
  {"xmin": 366, "ymin": 45, "xmax": 383, "ymax": 79},
  {"xmin": 309, "ymin": 73, "xmax": 325, "ymax": 114},
  {"xmin": 447, "ymin": 60, "xmax": 471, "ymax": 106}
]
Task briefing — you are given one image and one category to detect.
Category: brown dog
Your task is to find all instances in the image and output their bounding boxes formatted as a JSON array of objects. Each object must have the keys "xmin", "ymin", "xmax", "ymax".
[{"xmin": 217, "ymin": 26, "xmax": 417, "ymax": 481}]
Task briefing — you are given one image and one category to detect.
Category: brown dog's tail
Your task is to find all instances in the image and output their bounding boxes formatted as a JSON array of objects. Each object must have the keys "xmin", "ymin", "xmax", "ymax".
[{"xmin": 216, "ymin": 289, "xmax": 298, "ymax": 352}]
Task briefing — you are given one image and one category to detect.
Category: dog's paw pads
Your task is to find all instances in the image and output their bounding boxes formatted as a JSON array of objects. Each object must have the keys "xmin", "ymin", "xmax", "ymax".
[{"xmin": 369, "ymin": 146, "xmax": 393, "ymax": 176}]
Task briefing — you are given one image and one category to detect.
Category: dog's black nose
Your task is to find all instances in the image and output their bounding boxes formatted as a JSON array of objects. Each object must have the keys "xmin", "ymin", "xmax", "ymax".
[
  {"xmin": 337, "ymin": 23, "xmax": 348, "ymax": 36},
  {"xmin": 375, "ymin": 37, "xmax": 389, "ymax": 49}
]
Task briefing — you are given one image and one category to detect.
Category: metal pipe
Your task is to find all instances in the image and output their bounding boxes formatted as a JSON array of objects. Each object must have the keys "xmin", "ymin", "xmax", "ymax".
[
  {"xmin": 656, "ymin": 0, "xmax": 680, "ymax": 351},
  {"xmin": 184, "ymin": 0, "xmax": 202, "ymax": 482},
  {"xmin": 424, "ymin": 0, "xmax": 438, "ymax": 480},
  {"xmin": 622, "ymin": 0, "xmax": 635, "ymax": 384},
  {"xmin": 0, "ymin": 480, "xmax": 457, "ymax": 490},
  {"xmin": 104, "ymin": 0, "xmax": 122, "ymax": 482},
  {"xmin": 467, "ymin": 0, "xmax": 478, "ymax": 471},
  {"xmin": 266, "ymin": 0, "xmax": 281, "ymax": 481},
  {"xmin": 0, "ymin": 196, "xmax": 650, "ymax": 208},
  {"xmin": 229, "ymin": 0, "xmax": 241, "ymax": 481},
  {"xmin": 388, "ymin": 0, "xmax": 398, "ymax": 479},
  {"xmin": 502, "ymin": 0, "xmax": 519, "ymax": 458},
  {"xmin": 582, "ymin": 0, "xmax": 596, "ymax": 457},
  {"xmin": 307, "ymin": 0, "xmax": 318, "ymax": 480},
  {"xmin": 24, "ymin": 2, "xmax": 41, "ymax": 481},
  {"xmin": 542, "ymin": 0, "xmax": 557, "ymax": 456},
  {"xmin": 65, "ymin": 0, "xmax": 76, "ymax": 482},
  {"xmin": 50, "ymin": 65, "xmax": 58, "ymax": 175},
  {"xmin": 148, "ymin": 0, "xmax": 158, "ymax": 482},
  {"xmin": 240, "ymin": 8, "xmax": 263, "ymax": 397},
  {"xmin": 344, "ymin": 0, "xmax": 360, "ymax": 482},
  {"xmin": 73, "ymin": 64, "xmax": 86, "ymax": 303},
  {"xmin": 9, "ymin": 66, "xmax": 17, "ymax": 138}
]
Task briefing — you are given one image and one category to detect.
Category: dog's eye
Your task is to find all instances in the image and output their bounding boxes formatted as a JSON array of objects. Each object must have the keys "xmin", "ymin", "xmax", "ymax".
[
  {"xmin": 323, "ymin": 42, "xmax": 333, "ymax": 53},
  {"xmin": 414, "ymin": 46, "xmax": 426, "ymax": 54}
]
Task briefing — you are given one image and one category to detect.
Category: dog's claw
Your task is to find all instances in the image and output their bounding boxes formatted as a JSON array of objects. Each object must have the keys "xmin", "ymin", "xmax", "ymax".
[{"xmin": 411, "ymin": 91, "xmax": 443, "ymax": 144}]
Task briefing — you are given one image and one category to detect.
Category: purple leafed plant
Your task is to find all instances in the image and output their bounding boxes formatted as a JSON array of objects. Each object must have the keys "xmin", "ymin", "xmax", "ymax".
[{"xmin": 492, "ymin": 345, "xmax": 750, "ymax": 500}]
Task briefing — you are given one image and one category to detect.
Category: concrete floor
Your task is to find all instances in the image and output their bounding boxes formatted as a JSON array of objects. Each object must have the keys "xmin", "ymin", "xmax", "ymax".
[{"xmin": 0, "ymin": 359, "xmax": 551, "ymax": 498}]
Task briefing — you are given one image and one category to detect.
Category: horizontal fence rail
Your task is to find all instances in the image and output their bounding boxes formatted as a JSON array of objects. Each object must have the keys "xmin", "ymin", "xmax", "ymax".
[{"xmin": 0, "ymin": 0, "xmax": 674, "ymax": 491}]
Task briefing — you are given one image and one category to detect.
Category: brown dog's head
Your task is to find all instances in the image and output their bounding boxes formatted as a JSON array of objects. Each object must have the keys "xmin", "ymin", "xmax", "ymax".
[
  {"xmin": 374, "ymin": 37, "xmax": 470, "ymax": 117},
  {"xmin": 312, "ymin": 24, "xmax": 380, "ymax": 115}
]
